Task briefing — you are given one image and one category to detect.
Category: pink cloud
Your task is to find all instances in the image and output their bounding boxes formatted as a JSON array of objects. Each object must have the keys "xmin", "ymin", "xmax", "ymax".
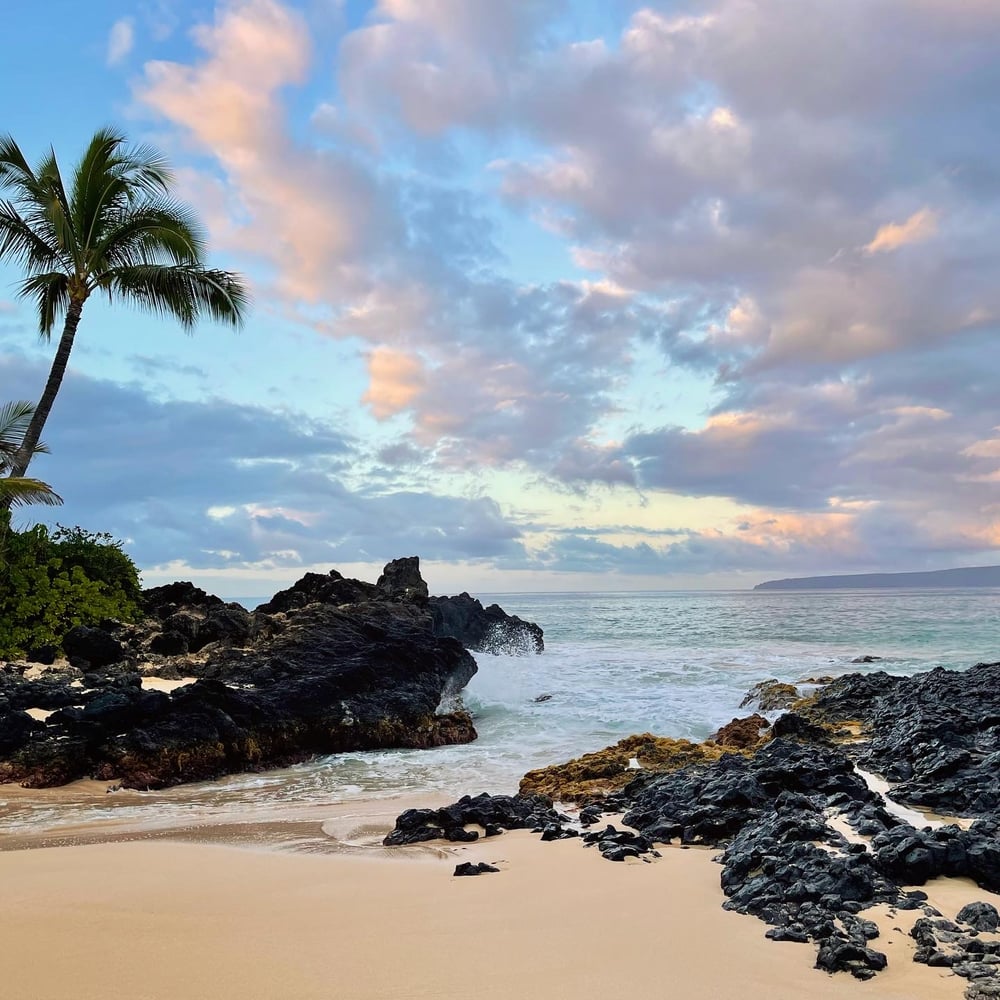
[
  {"xmin": 361, "ymin": 348, "xmax": 426, "ymax": 420},
  {"xmin": 864, "ymin": 208, "xmax": 939, "ymax": 255},
  {"xmin": 735, "ymin": 510, "xmax": 860, "ymax": 553},
  {"xmin": 137, "ymin": 0, "xmax": 393, "ymax": 303}
]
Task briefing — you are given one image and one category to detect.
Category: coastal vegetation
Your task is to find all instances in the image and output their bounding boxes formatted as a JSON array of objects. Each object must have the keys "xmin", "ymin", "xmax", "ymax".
[
  {"xmin": 0, "ymin": 126, "xmax": 248, "ymax": 481},
  {"xmin": 0, "ymin": 517, "xmax": 141, "ymax": 659}
]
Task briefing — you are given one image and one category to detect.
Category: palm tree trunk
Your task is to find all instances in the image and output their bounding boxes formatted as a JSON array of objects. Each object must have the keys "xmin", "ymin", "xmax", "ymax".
[{"xmin": 6, "ymin": 298, "xmax": 84, "ymax": 480}]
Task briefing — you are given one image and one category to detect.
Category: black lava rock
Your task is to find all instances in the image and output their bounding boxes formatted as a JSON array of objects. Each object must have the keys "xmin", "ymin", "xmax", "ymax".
[
  {"xmin": 62, "ymin": 626, "xmax": 124, "ymax": 669},
  {"xmin": 453, "ymin": 862, "xmax": 500, "ymax": 876},
  {"xmin": 959, "ymin": 902, "xmax": 1000, "ymax": 933},
  {"xmin": 815, "ymin": 936, "xmax": 887, "ymax": 979},
  {"xmin": 385, "ymin": 793, "xmax": 563, "ymax": 847},
  {"xmin": 429, "ymin": 592, "xmax": 544, "ymax": 654}
]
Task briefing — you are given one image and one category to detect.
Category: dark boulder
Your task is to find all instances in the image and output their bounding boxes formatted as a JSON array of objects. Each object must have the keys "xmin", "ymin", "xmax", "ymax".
[
  {"xmin": 581, "ymin": 824, "xmax": 653, "ymax": 860},
  {"xmin": 454, "ymin": 862, "xmax": 500, "ymax": 876},
  {"xmin": 143, "ymin": 602, "xmax": 253, "ymax": 656},
  {"xmin": 771, "ymin": 712, "xmax": 832, "ymax": 744},
  {"xmin": 815, "ymin": 937, "xmax": 887, "ymax": 980},
  {"xmin": 376, "ymin": 556, "xmax": 429, "ymax": 602},
  {"xmin": 958, "ymin": 902, "xmax": 1000, "ymax": 933},
  {"xmin": 0, "ymin": 711, "xmax": 46, "ymax": 755},
  {"xmin": 26, "ymin": 645, "xmax": 58, "ymax": 665},
  {"xmin": 188, "ymin": 605, "xmax": 253, "ymax": 651},
  {"xmin": 253, "ymin": 570, "xmax": 378, "ymax": 615},
  {"xmin": 384, "ymin": 792, "xmax": 563, "ymax": 846},
  {"xmin": 149, "ymin": 630, "xmax": 189, "ymax": 656},
  {"xmin": 142, "ymin": 581, "xmax": 223, "ymax": 619},
  {"xmin": 429, "ymin": 592, "xmax": 544, "ymax": 654},
  {"xmin": 62, "ymin": 626, "xmax": 124, "ymax": 669}
]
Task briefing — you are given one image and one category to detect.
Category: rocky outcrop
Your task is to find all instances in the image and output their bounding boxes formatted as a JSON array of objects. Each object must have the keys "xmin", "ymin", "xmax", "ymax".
[
  {"xmin": 518, "ymin": 732, "xmax": 737, "ymax": 802},
  {"xmin": 255, "ymin": 561, "xmax": 544, "ymax": 655},
  {"xmin": 137, "ymin": 581, "xmax": 253, "ymax": 657},
  {"xmin": 0, "ymin": 557, "xmax": 544, "ymax": 789},
  {"xmin": 798, "ymin": 661, "xmax": 1000, "ymax": 817},
  {"xmin": 376, "ymin": 556, "xmax": 429, "ymax": 601},
  {"xmin": 739, "ymin": 678, "xmax": 800, "ymax": 712},
  {"xmin": 429, "ymin": 592, "xmax": 544, "ymax": 654},
  {"xmin": 253, "ymin": 570, "xmax": 379, "ymax": 616},
  {"xmin": 384, "ymin": 792, "xmax": 566, "ymax": 846},
  {"xmin": 387, "ymin": 661, "xmax": 1000, "ymax": 990}
]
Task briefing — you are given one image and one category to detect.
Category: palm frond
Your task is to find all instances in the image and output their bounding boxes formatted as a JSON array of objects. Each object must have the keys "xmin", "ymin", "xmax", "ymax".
[
  {"xmin": 18, "ymin": 272, "xmax": 70, "ymax": 337},
  {"xmin": 35, "ymin": 148, "xmax": 79, "ymax": 262},
  {"xmin": 0, "ymin": 476, "xmax": 62, "ymax": 508},
  {"xmin": 71, "ymin": 128, "xmax": 168, "ymax": 251},
  {"xmin": 92, "ymin": 199, "xmax": 206, "ymax": 271},
  {"xmin": 72, "ymin": 128, "xmax": 127, "ymax": 252},
  {"xmin": 111, "ymin": 139, "xmax": 173, "ymax": 199},
  {"xmin": 0, "ymin": 400, "xmax": 35, "ymax": 452},
  {"xmin": 0, "ymin": 400, "xmax": 51, "ymax": 459},
  {"xmin": 101, "ymin": 264, "xmax": 249, "ymax": 329},
  {"xmin": 0, "ymin": 134, "xmax": 40, "ymax": 194},
  {"xmin": 0, "ymin": 201, "xmax": 60, "ymax": 270}
]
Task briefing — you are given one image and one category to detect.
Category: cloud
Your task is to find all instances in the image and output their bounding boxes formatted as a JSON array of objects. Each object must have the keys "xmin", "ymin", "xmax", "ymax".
[
  {"xmin": 864, "ymin": 208, "xmax": 940, "ymax": 255},
  {"xmin": 362, "ymin": 347, "xmax": 426, "ymax": 420},
  {"xmin": 107, "ymin": 18, "xmax": 135, "ymax": 66},
  {"xmin": 137, "ymin": 0, "xmax": 396, "ymax": 303},
  {"xmin": 339, "ymin": 0, "xmax": 555, "ymax": 134},
  {"xmin": 106, "ymin": 0, "xmax": 1000, "ymax": 585},
  {"xmin": 473, "ymin": 0, "xmax": 1000, "ymax": 375},
  {"xmin": 616, "ymin": 327, "xmax": 1000, "ymax": 574},
  {"xmin": 3, "ymin": 354, "xmax": 527, "ymax": 576}
]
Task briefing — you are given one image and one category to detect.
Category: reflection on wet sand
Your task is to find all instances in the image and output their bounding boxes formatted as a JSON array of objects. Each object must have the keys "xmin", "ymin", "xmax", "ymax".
[{"xmin": 0, "ymin": 778, "xmax": 453, "ymax": 856}]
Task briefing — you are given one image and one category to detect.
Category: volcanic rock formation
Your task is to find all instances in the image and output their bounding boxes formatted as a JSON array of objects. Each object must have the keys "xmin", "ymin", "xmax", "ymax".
[{"xmin": 0, "ymin": 557, "xmax": 542, "ymax": 789}]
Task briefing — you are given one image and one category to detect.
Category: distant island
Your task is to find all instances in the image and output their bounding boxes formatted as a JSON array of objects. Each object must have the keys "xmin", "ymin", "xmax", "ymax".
[{"xmin": 754, "ymin": 565, "xmax": 1000, "ymax": 590}]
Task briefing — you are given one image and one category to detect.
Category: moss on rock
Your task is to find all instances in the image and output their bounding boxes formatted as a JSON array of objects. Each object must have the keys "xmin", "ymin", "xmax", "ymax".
[{"xmin": 518, "ymin": 732, "xmax": 740, "ymax": 802}]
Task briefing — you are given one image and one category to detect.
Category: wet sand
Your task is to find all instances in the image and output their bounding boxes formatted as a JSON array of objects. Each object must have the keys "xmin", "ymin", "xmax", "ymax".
[{"xmin": 0, "ymin": 795, "xmax": 977, "ymax": 1000}]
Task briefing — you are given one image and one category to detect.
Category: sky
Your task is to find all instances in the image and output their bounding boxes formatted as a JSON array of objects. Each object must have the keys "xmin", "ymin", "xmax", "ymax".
[{"xmin": 2, "ymin": 0, "xmax": 1000, "ymax": 599}]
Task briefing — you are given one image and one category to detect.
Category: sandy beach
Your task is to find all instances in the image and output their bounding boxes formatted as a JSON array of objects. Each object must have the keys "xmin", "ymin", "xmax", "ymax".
[{"xmin": 0, "ymin": 793, "xmax": 978, "ymax": 1000}]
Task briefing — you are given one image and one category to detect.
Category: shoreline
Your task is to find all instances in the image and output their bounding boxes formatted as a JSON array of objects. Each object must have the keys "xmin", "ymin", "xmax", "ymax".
[
  {"xmin": 0, "ymin": 804, "xmax": 967, "ymax": 1000},
  {"xmin": 0, "ymin": 787, "xmax": 987, "ymax": 998},
  {"xmin": 3, "ymin": 607, "xmax": 1000, "ymax": 998},
  {"xmin": 0, "ymin": 777, "xmax": 458, "ymax": 851}
]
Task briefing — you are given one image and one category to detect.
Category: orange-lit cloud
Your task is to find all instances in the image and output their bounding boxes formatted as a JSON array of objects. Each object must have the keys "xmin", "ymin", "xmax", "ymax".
[
  {"xmin": 362, "ymin": 348, "xmax": 427, "ymax": 420},
  {"xmin": 735, "ymin": 510, "xmax": 859, "ymax": 553},
  {"xmin": 864, "ymin": 207, "xmax": 939, "ymax": 254}
]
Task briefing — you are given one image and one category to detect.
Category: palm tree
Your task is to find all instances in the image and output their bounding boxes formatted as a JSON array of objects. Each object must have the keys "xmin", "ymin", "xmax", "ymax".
[
  {"xmin": 0, "ymin": 126, "xmax": 248, "ymax": 481},
  {"xmin": 0, "ymin": 401, "xmax": 61, "ymax": 508}
]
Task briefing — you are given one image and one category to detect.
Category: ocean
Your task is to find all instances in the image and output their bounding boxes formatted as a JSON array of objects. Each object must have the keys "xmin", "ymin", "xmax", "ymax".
[{"xmin": 4, "ymin": 588, "xmax": 1000, "ymax": 837}]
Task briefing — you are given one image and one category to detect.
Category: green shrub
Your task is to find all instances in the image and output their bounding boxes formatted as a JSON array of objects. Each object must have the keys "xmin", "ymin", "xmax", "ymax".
[{"xmin": 0, "ymin": 513, "xmax": 142, "ymax": 659}]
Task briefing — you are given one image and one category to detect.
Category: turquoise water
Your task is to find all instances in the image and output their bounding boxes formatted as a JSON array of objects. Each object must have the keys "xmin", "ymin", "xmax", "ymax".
[{"xmin": 3, "ymin": 588, "xmax": 999, "ymax": 835}]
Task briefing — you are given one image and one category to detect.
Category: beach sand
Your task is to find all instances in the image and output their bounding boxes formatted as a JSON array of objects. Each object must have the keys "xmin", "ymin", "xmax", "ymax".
[{"xmin": 0, "ymin": 796, "xmax": 975, "ymax": 1000}]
